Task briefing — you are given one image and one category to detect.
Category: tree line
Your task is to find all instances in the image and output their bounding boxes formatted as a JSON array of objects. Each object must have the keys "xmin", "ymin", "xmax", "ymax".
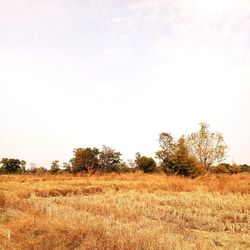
[{"xmin": 0, "ymin": 123, "xmax": 249, "ymax": 176}]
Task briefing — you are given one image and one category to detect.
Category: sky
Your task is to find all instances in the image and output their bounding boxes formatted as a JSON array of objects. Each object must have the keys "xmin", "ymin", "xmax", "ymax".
[{"xmin": 0, "ymin": 0, "xmax": 250, "ymax": 167}]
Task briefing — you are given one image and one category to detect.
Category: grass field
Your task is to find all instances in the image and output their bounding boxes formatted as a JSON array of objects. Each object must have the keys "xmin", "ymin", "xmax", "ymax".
[{"xmin": 0, "ymin": 173, "xmax": 249, "ymax": 250}]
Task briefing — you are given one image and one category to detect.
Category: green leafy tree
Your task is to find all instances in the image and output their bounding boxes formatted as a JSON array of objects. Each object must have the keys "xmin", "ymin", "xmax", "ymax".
[
  {"xmin": 187, "ymin": 123, "xmax": 228, "ymax": 170},
  {"xmin": 0, "ymin": 158, "xmax": 26, "ymax": 174},
  {"xmin": 135, "ymin": 153, "xmax": 157, "ymax": 173},
  {"xmin": 98, "ymin": 145, "xmax": 122, "ymax": 173},
  {"xmin": 71, "ymin": 148, "xmax": 99, "ymax": 173}
]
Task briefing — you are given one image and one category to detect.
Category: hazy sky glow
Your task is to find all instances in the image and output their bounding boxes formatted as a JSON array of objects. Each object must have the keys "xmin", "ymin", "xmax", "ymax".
[{"xmin": 1, "ymin": 0, "xmax": 250, "ymax": 167}]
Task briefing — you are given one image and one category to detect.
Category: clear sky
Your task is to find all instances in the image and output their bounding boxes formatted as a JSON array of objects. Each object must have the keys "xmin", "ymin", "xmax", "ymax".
[{"xmin": 1, "ymin": 0, "xmax": 250, "ymax": 167}]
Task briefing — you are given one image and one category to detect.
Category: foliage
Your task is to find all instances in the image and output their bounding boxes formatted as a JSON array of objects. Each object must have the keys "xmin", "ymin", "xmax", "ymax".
[
  {"xmin": 240, "ymin": 164, "xmax": 250, "ymax": 173},
  {"xmin": 27, "ymin": 166, "xmax": 48, "ymax": 175},
  {"xmin": 71, "ymin": 148, "xmax": 99, "ymax": 173},
  {"xmin": 228, "ymin": 164, "xmax": 241, "ymax": 174},
  {"xmin": 171, "ymin": 137, "xmax": 205, "ymax": 177},
  {"xmin": 211, "ymin": 164, "xmax": 230, "ymax": 174},
  {"xmin": 156, "ymin": 132, "xmax": 205, "ymax": 177},
  {"xmin": 187, "ymin": 123, "xmax": 228, "ymax": 170},
  {"xmin": 212, "ymin": 163, "xmax": 241, "ymax": 174},
  {"xmin": 0, "ymin": 122, "xmax": 242, "ymax": 176},
  {"xmin": 98, "ymin": 146, "xmax": 122, "ymax": 173},
  {"xmin": 157, "ymin": 136, "xmax": 205, "ymax": 177},
  {"xmin": 62, "ymin": 162, "xmax": 72, "ymax": 172},
  {"xmin": 156, "ymin": 132, "xmax": 176, "ymax": 168},
  {"xmin": 0, "ymin": 158, "xmax": 26, "ymax": 174},
  {"xmin": 135, "ymin": 153, "xmax": 157, "ymax": 173},
  {"xmin": 117, "ymin": 162, "xmax": 131, "ymax": 173},
  {"xmin": 50, "ymin": 160, "xmax": 60, "ymax": 174}
]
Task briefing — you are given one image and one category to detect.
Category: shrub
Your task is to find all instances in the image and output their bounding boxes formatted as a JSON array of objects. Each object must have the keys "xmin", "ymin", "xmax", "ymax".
[
  {"xmin": 212, "ymin": 163, "xmax": 241, "ymax": 174},
  {"xmin": 228, "ymin": 164, "xmax": 241, "ymax": 174},
  {"xmin": 161, "ymin": 137, "xmax": 205, "ymax": 177},
  {"xmin": 135, "ymin": 153, "xmax": 157, "ymax": 173}
]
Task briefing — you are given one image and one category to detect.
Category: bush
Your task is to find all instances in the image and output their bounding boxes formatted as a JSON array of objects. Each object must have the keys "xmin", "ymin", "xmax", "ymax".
[
  {"xmin": 240, "ymin": 164, "xmax": 250, "ymax": 173},
  {"xmin": 228, "ymin": 164, "xmax": 241, "ymax": 174},
  {"xmin": 27, "ymin": 167, "xmax": 48, "ymax": 175},
  {"xmin": 212, "ymin": 163, "xmax": 242, "ymax": 174},
  {"xmin": 161, "ymin": 137, "xmax": 205, "ymax": 177},
  {"xmin": 135, "ymin": 154, "xmax": 157, "ymax": 173},
  {"xmin": 163, "ymin": 156, "xmax": 205, "ymax": 177}
]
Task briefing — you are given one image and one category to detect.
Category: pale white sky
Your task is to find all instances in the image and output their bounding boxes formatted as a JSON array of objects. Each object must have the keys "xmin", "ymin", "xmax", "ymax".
[{"xmin": 0, "ymin": 0, "xmax": 250, "ymax": 167}]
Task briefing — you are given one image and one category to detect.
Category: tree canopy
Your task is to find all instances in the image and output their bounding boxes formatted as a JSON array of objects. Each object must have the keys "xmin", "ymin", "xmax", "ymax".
[
  {"xmin": 71, "ymin": 148, "xmax": 99, "ymax": 173},
  {"xmin": 99, "ymin": 145, "xmax": 122, "ymax": 173},
  {"xmin": 0, "ymin": 158, "xmax": 26, "ymax": 173},
  {"xmin": 135, "ymin": 153, "xmax": 157, "ymax": 173},
  {"xmin": 187, "ymin": 123, "xmax": 228, "ymax": 169},
  {"xmin": 156, "ymin": 136, "xmax": 205, "ymax": 176}
]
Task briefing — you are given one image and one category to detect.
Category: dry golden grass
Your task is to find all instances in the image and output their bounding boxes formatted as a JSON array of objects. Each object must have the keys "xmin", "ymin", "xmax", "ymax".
[{"xmin": 0, "ymin": 173, "xmax": 249, "ymax": 249}]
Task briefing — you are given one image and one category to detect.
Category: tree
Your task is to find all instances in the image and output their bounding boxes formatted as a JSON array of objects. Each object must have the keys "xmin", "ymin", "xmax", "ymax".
[
  {"xmin": 0, "ymin": 158, "xmax": 26, "ymax": 174},
  {"xmin": 71, "ymin": 148, "xmax": 99, "ymax": 173},
  {"xmin": 50, "ymin": 160, "xmax": 60, "ymax": 174},
  {"xmin": 156, "ymin": 133, "xmax": 205, "ymax": 176},
  {"xmin": 135, "ymin": 153, "xmax": 157, "ymax": 173},
  {"xmin": 155, "ymin": 132, "xmax": 176, "ymax": 173},
  {"xmin": 98, "ymin": 145, "xmax": 122, "ymax": 173},
  {"xmin": 171, "ymin": 137, "xmax": 205, "ymax": 177},
  {"xmin": 62, "ymin": 162, "xmax": 72, "ymax": 172},
  {"xmin": 20, "ymin": 160, "xmax": 26, "ymax": 172},
  {"xmin": 187, "ymin": 123, "xmax": 228, "ymax": 170}
]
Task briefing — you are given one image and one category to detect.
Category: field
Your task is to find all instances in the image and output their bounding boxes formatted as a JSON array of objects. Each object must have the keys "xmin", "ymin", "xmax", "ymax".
[{"xmin": 0, "ymin": 173, "xmax": 249, "ymax": 250}]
